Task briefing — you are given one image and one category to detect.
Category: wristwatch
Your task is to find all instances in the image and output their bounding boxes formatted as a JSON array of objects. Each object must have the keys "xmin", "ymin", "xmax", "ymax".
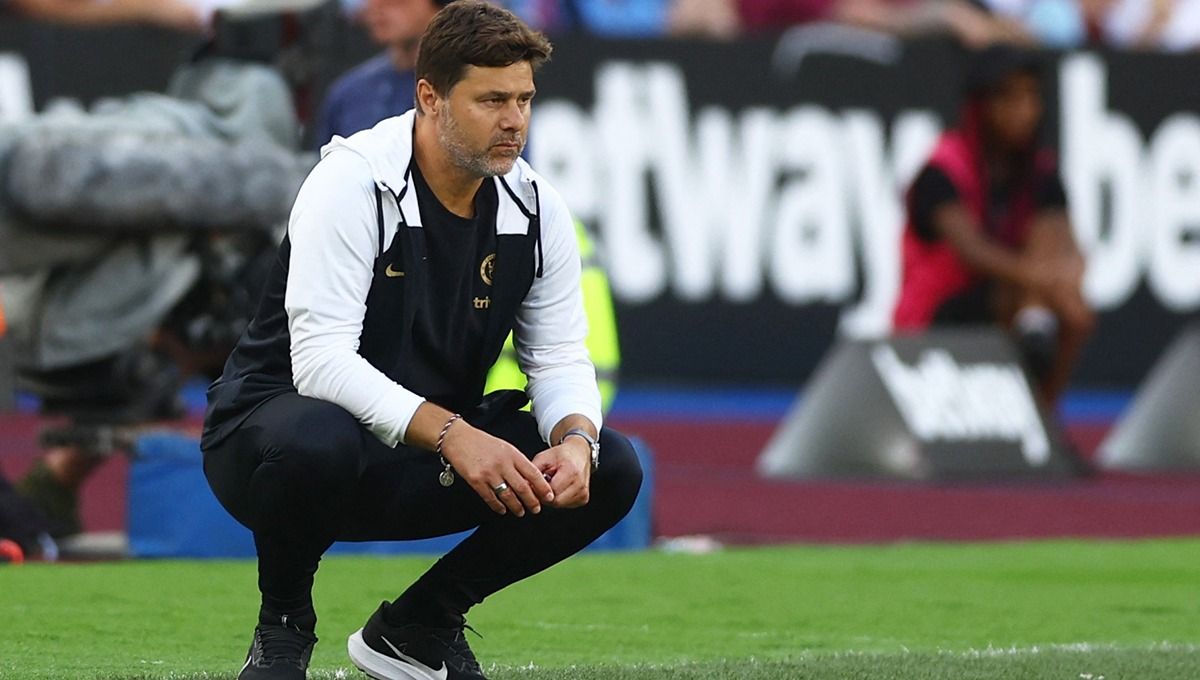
[{"xmin": 560, "ymin": 428, "xmax": 600, "ymax": 470}]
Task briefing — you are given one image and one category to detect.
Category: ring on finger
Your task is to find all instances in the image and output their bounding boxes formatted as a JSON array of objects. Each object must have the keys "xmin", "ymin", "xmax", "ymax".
[{"xmin": 492, "ymin": 482, "xmax": 509, "ymax": 496}]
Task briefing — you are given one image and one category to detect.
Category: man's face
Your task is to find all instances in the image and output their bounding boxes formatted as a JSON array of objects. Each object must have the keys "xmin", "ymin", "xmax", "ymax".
[
  {"xmin": 984, "ymin": 72, "xmax": 1043, "ymax": 152},
  {"xmin": 434, "ymin": 62, "xmax": 535, "ymax": 178},
  {"xmin": 362, "ymin": 0, "xmax": 439, "ymax": 46}
]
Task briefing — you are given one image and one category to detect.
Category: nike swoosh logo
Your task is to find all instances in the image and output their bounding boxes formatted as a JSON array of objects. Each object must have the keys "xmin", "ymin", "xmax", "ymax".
[
  {"xmin": 381, "ymin": 636, "xmax": 448, "ymax": 680},
  {"xmin": 385, "ymin": 264, "xmax": 405, "ymax": 278}
]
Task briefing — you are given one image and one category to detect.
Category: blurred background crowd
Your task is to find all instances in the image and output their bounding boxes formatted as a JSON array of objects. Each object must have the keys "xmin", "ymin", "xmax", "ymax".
[{"xmin": 2, "ymin": 0, "xmax": 1198, "ymax": 49}]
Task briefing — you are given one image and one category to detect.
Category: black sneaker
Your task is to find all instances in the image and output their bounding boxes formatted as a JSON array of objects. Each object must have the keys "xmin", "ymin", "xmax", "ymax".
[
  {"xmin": 347, "ymin": 602, "xmax": 487, "ymax": 680},
  {"xmin": 239, "ymin": 611, "xmax": 318, "ymax": 680}
]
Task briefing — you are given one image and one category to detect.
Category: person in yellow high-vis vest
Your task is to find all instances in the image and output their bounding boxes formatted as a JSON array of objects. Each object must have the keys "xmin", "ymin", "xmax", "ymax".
[{"xmin": 484, "ymin": 219, "xmax": 620, "ymax": 413}]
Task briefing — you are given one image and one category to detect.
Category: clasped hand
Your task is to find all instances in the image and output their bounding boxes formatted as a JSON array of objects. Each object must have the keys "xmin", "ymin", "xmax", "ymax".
[{"xmin": 440, "ymin": 422, "xmax": 592, "ymax": 517}]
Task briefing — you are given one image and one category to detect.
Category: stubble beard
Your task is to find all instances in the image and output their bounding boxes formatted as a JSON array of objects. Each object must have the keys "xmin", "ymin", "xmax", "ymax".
[{"xmin": 438, "ymin": 106, "xmax": 525, "ymax": 178}]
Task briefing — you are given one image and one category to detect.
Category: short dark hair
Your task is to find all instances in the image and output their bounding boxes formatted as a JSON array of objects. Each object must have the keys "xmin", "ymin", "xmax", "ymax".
[{"xmin": 415, "ymin": 0, "xmax": 551, "ymax": 113}]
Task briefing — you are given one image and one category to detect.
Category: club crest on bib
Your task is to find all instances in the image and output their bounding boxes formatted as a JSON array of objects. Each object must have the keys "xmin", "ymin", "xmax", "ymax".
[{"xmin": 480, "ymin": 253, "xmax": 496, "ymax": 286}]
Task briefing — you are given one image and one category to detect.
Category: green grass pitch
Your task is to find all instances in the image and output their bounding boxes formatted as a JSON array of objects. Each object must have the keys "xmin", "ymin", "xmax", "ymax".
[{"xmin": 1, "ymin": 538, "xmax": 1197, "ymax": 679}]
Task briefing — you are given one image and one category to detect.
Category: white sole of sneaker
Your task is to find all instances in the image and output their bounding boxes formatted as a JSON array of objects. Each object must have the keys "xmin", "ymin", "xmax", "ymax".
[{"xmin": 347, "ymin": 628, "xmax": 449, "ymax": 680}]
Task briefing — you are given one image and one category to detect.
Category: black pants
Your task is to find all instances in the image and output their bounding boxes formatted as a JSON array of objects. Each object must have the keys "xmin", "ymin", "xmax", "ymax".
[{"xmin": 202, "ymin": 391, "xmax": 643, "ymax": 624}]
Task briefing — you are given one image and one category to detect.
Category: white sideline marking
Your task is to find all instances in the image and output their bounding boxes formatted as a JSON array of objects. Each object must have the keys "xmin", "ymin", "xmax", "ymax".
[
  {"xmin": 452, "ymin": 641, "xmax": 1198, "ymax": 674},
  {"xmin": 932, "ymin": 641, "xmax": 1199, "ymax": 659},
  {"xmin": 310, "ymin": 642, "xmax": 1194, "ymax": 679}
]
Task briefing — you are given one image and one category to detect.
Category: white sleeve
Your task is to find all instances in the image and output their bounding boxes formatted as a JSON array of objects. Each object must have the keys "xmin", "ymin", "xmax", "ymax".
[
  {"xmin": 285, "ymin": 151, "xmax": 426, "ymax": 448},
  {"xmin": 515, "ymin": 183, "xmax": 603, "ymax": 443}
]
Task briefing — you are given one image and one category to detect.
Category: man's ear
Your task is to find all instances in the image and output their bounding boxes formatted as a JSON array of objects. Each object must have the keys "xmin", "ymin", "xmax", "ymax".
[{"xmin": 416, "ymin": 79, "xmax": 439, "ymax": 116}]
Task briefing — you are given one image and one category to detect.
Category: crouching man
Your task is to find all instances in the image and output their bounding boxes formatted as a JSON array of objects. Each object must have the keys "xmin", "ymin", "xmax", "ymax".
[{"xmin": 200, "ymin": 4, "xmax": 642, "ymax": 678}]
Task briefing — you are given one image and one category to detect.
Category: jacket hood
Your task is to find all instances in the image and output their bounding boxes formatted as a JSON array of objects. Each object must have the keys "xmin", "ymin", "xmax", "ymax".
[{"xmin": 319, "ymin": 109, "xmax": 539, "ymax": 232}]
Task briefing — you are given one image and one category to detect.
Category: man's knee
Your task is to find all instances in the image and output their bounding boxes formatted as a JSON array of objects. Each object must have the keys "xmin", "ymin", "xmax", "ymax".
[
  {"xmin": 595, "ymin": 429, "xmax": 643, "ymax": 513},
  {"xmin": 257, "ymin": 398, "xmax": 364, "ymax": 492}
]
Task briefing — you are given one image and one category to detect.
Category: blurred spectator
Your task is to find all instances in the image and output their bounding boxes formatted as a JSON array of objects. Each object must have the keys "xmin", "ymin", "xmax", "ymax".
[
  {"xmin": 669, "ymin": 0, "xmax": 1031, "ymax": 47},
  {"xmin": 3, "ymin": 0, "xmax": 206, "ymax": 31},
  {"xmin": 668, "ymin": 0, "xmax": 741, "ymax": 38},
  {"xmin": 313, "ymin": 0, "xmax": 449, "ymax": 147},
  {"xmin": 739, "ymin": 0, "xmax": 839, "ymax": 28},
  {"xmin": 836, "ymin": 0, "xmax": 1031, "ymax": 46},
  {"xmin": 506, "ymin": 0, "xmax": 669, "ymax": 36},
  {"xmin": 1101, "ymin": 0, "xmax": 1200, "ymax": 50},
  {"xmin": 892, "ymin": 47, "xmax": 1093, "ymax": 405},
  {"xmin": 982, "ymin": 0, "xmax": 1200, "ymax": 50},
  {"xmin": 339, "ymin": 0, "xmax": 669, "ymax": 36},
  {"xmin": 979, "ymin": 0, "xmax": 1088, "ymax": 46}
]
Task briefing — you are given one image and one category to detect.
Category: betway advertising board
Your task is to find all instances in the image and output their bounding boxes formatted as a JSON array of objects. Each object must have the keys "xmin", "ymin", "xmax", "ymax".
[
  {"xmin": 2, "ymin": 25, "xmax": 1198, "ymax": 388},
  {"xmin": 757, "ymin": 328, "xmax": 1082, "ymax": 481},
  {"xmin": 529, "ymin": 37, "xmax": 1200, "ymax": 388}
]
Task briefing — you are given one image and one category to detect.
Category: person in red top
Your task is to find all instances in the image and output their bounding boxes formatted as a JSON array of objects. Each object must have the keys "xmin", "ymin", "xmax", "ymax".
[{"xmin": 893, "ymin": 46, "xmax": 1093, "ymax": 406}]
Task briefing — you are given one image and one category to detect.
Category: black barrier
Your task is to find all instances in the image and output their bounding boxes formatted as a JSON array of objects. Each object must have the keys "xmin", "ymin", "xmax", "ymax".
[
  {"xmin": 757, "ymin": 328, "xmax": 1083, "ymax": 481},
  {"xmin": 1099, "ymin": 325, "xmax": 1200, "ymax": 472},
  {"xmin": 0, "ymin": 18, "xmax": 367, "ymax": 123},
  {"xmin": 3, "ymin": 23, "xmax": 1199, "ymax": 389},
  {"xmin": 0, "ymin": 23, "xmax": 199, "ymax": 112}
]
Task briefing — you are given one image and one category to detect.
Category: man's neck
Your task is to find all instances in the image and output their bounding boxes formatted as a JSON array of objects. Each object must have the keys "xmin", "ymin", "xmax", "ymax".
[{"xmin": 413, "ymin": 118, "xmax": 485, "ymax": 218}]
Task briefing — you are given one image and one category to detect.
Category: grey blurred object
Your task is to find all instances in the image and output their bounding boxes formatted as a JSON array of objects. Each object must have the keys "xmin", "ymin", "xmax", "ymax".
[
  {"xmin": 1, "ymin": 243, "xmax": 200, "ymax": 371},
  {"xmin": 0, "ymin": 58, "xmax": 312, "ymax": 373},
  {"xmin": 6, "ymin": 130, "xmax": 312, "ymax": 234},
  {"xmin": 3, "ymin": 59, "xmax": 315, "ymax": 243},
  {"xmin": 758, "ymin": 329, "xmax": 1084, "ymax": 482},
  {"xmin": 0, "ymin": 4, "xmax": 333, "ymax": 541},
  {"xmin": 1099, "ymin": 324, "xmax": 1200, "ymax": 472}
]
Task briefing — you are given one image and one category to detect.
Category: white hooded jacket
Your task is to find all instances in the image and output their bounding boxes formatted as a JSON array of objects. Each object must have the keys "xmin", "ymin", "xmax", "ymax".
[{"xmin": 285, "ymin": 110, "xmax": 601, "ymax": 447}]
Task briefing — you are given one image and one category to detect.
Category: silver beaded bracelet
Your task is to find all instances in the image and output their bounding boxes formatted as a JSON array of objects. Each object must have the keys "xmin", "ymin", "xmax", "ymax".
[{"xmin": 435, "ymin": 413, "xmax": 463, "ymax": 488}]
